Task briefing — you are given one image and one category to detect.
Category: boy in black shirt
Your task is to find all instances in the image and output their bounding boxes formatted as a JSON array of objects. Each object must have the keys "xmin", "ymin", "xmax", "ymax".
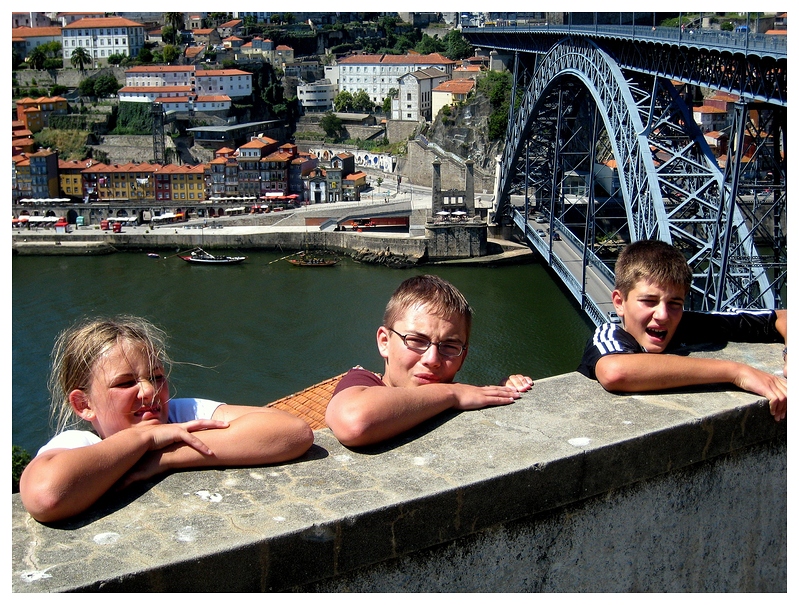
[{"xmin": 577, "ymin": 240, "xmax": 787, "ymax": 421}]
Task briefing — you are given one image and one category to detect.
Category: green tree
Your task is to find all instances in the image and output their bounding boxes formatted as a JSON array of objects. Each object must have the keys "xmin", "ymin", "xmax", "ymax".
[
  {"xmin": 320, "ymin": 112, "xmax": 343, "ymax": 139},
  {"xmin": 415, "ymin": 33, "xmax": 444, "ymax": 55},
  {"xmin": 382, "ymin": 88, "xmax": 397, "ymax": 114},
  {"xmin": 27, "ymin": 46, "xmax": 46, "ymax": 70},
  {"xmin": 94, "ymin": 74, "xmax": 121, "ymax": 97},
  {"xmin": 443, "ymin": 29, "xmax": 472, "ymax": 60},
  {"xmin": 164, "ymin": 12, "xmax": 185, "ymax": 33},
  {"xmin": 78, "ymin": 77, "xmax": 96, "ymax": 97},
  {"xmin": 161, "ymin": 25, "xmax": 177, "ymax": 45},
  {"xmin": 138, "ymin": 47, "xmax": 153, "ymax": 63},
  {"xmin": 334, "ymin": 90, "xmax": 354, "ymax": 112},
  {"xmin": 107, "ymin": 53, "xmax": 125, "ymax": 65},
  {"xmin": 70, "ymin": 46, "xmax": 91, "ymax": 70},
  {"xmin": 162, "ymin": 44, "xmax": 179, "ymax": 63},
  {"xmin": 352, "ymin": 89, "xmax": 374, "ymax": 113}
]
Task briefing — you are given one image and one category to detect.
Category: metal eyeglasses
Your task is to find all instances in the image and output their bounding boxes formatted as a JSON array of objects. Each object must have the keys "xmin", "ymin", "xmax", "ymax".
[{"xmin": 388, "ymin": 328, "xmax": 467, "ymax": 358}]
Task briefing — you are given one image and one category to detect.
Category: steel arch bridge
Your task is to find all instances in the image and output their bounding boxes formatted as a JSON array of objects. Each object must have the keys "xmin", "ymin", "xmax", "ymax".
[{"xmin": 469, "ymin": 31, "xmax": 786, "ymax": 320}]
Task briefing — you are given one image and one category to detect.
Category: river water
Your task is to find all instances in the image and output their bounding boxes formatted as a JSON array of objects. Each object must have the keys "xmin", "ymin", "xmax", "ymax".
[{"xmin": 12, "ymin": 251, "xmax": 594, "ymax": 454}]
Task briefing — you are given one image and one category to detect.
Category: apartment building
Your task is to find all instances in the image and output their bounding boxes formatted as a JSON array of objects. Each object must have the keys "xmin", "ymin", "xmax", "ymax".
[
  {"xmin": 15, "ymin": 96, "xmax": 68, "ymax": 133},
  {"xmin": 393, "ymin": 67, "xmax": 450, "ymax": 122},
  {"xmin": 11, "ymin": 26, "xmax": 63, "ymax": 61},
  {"xmin": 62, "ymin": 16, "xmax": 145, "ymax": 66},
  {"xmin": 194, "ymin": 69, "xmax": 252, "ymax": 100},
  {"xmin": 297, "ymin": 80, "xmax": 337, "ymax": 112},
  {"xmin": 125, "ymin": 65, "xmax": 195, "ymax": 87},
  {"xmin": 337, "ymin": 52, "xmax": 456, "ymax": 106},
  {"xmin": 431, "ymin": 78, "xmax": 476, "ymax": 119}
]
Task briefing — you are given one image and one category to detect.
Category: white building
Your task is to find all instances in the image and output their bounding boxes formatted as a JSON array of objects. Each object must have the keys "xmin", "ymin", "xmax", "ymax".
[
  {"xmin": 118, "ymin": 85, "xmax": 192, "ymax": 103},
  {"xmin": 337, "ymin": 52, "xmax": 456, "ymax": 106},
  {"xmin": 125, "ymin": 65, "xmax": 195, "ymax": 87},
  {"xmin": 297, "ymin": 80, "xmax": 337, "ymax": 112},
  {"xmin": 194, "ymin": 69, "xmax": 252, "ymax": 100},
  {"xmin": 11, "ymin": 26, "xmax": 62, "ymax": 61},
  {"xmin": 393, "ymin": 68, "xmax": 450, "ymax": 122},
  {"xmin": 62, "ymin": 16, "xmax": 145, "ymax": 65}
]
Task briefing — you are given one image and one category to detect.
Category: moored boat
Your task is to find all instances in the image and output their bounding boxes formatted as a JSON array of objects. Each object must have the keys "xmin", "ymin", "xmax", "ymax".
[{"xmin": 179, "ymin": 247, "xmax": 246, "ymax": 265}]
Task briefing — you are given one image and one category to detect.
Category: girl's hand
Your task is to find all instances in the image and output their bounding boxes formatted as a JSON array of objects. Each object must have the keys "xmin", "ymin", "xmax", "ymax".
[
  {"xmin": 140, "ymin": 419, "xmax": 229, "ymax": 455},
  {"xmin": 120, "ymin": 420, "xmax": 229, "ymax": 487}
]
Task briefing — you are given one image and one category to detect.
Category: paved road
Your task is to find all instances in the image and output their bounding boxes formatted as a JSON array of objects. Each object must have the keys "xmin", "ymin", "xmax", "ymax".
[{"xmin": 528, "ymin": 218, "xmax": 617, "ymax": 324}]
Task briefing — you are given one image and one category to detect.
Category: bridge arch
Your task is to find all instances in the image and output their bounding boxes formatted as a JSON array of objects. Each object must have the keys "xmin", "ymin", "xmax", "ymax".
[{"xmin": 498, "ymin": 37, "xmax": 775, "ymax": 311}]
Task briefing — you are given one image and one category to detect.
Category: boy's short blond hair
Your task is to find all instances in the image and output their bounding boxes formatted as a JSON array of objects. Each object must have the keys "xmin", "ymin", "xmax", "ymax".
[
  {"xmin": 614, "ymin": 240, "xmax": 693, "ymax": 299},
  {"xmin": 383, "ymin": 275, "xmax": 473, "ymax": 342}
]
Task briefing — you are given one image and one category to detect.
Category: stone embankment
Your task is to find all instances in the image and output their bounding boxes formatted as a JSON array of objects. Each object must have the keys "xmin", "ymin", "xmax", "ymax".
[{"xmin": 11, "ymin": 341, "xmax": 787, "ymax": 592}]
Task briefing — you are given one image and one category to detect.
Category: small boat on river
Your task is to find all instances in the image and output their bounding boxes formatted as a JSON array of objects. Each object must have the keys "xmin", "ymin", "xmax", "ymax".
[{"xmin": 179, "ymin": 247, "xmax": 246, "ymax": 265}]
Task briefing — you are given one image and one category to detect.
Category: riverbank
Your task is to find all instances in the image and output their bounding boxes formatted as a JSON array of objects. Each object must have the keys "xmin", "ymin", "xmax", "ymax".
[{"xmin": 11, "ymin": 222, "xmax": 534, "ymax": 266}]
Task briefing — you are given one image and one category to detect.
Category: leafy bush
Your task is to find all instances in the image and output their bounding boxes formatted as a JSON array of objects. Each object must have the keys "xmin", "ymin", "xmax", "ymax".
[
  {"xmin": 113, "ymin": 101, "xmax": 153, "ymax": 134},
  {"xmin": 12, "ymin": 446, "xmax": 31, "ymax": 493}
]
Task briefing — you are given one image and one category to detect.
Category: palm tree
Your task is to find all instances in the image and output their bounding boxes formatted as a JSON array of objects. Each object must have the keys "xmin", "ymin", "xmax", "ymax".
[
  {"xmin": 70, "ymin": 47, "xmax": 91, "ymax": 71},
  {"xmin": 164, "ymin": 12, "xmax": 185, "ymax": 32},
  {"xmin": 27, "ymin": 46, "xmax": 46, "ymax": 70}
]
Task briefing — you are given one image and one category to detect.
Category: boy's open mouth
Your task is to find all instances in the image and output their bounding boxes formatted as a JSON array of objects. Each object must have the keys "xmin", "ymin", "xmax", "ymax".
[{"xmin": 646, "ymin": 328, "xmax": 668, "ymax": 341}]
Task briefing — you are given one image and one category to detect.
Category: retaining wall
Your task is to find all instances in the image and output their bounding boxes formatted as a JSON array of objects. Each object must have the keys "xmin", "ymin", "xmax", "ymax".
[{"xmin": 11, "ymin": 341, "xmax": 786, "ymax": 592}]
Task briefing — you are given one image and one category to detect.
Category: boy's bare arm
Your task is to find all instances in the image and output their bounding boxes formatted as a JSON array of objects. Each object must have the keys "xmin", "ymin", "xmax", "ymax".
[
  {"xmin": 326, "ymin": 382, "xmax": 526, "ymax": 447},
  {"xmin": 595, "ymin": 353, "xmax": 787, "ymax": 421}
]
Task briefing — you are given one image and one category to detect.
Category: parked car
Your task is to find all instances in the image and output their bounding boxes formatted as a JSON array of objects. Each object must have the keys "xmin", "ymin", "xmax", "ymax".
[
  {"xmin": 607, "ymin": 310, "xmax": 621, "ymax": 324},
  {"xmin": 534, "ymin": 216, "xmax": 547, "ymax": 223}
]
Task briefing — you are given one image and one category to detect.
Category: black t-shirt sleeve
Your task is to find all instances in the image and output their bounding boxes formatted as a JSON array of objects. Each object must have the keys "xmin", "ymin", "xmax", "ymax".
[
  {"xmin": 577, "ymin": 323, "xmax": 642, "ymax": 380},
  {"xmin": 672, "ymin": 309, "xmax": 782, "ymax": 346}
]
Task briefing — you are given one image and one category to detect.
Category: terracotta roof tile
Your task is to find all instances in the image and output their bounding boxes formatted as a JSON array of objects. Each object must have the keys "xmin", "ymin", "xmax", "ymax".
[{"xmin": 266, "ymin": 373, "xmax": 345, "ymax": 429}]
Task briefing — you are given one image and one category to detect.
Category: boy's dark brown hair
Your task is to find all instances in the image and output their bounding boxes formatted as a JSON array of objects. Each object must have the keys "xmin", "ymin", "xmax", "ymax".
[{"xmin": 614, "ymin": 240, "xmax": 693, "ymax": 298}]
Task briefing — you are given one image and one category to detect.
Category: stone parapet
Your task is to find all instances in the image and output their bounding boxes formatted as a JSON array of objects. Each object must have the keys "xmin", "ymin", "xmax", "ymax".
[{"xmin": 12, "ymin": 342, "xmax": 786, "ymax": 592}]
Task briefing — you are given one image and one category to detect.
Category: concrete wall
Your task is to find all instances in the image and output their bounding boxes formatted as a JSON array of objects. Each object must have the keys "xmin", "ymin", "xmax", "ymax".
[
  {"xmin": 425, "ymin": 222, "xmax": 487, "ymax": 259},
  {"xmin": 14, "ymin": 66, "xmax": 126, "ymax": 90},
  {"xmin": 11, "ymin": 341, "xmax": 786, "ymax": 592},
  {"xmin": 403, "ymin": 140, "xmax": 494, "ymax": 192}
]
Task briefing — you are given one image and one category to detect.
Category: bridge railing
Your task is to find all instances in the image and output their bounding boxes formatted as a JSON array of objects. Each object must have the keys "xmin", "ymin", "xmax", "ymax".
[{"xmin": 464, "ymin": 24, "xmax": 787, "ymax": 57}]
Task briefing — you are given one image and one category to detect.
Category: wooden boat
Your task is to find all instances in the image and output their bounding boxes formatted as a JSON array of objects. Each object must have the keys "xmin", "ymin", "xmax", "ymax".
[
  {"xmin": 179, "ymin": 247, "xmax": 246, "ymax": 265},
  {"xmin": 287, "ymin": 252, "xmax": 338, "ymax": 267}
]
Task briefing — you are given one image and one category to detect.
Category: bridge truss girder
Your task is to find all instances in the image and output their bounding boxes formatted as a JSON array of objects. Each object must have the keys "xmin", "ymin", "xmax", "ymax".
[{"xmin": 497, "ymin": 38, "xmax": 784, "ymax": 311}]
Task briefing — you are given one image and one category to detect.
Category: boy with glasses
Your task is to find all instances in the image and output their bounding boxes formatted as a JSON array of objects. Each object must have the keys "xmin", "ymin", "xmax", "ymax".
[{"xmin": 326, "ymin": 275, "xmax": 533, "ymax": 446}]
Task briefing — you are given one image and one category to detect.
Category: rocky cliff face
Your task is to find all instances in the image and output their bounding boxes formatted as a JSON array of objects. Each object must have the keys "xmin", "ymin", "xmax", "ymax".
[{"xmin": 426, "ymin": 93, "xmax": 503, "ymax": 173}]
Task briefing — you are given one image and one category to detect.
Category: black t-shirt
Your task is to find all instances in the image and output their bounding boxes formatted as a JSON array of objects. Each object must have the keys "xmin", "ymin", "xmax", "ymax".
[{"xmin": 577, "ymin": 309, "xmax": 782, "ymax": 380}]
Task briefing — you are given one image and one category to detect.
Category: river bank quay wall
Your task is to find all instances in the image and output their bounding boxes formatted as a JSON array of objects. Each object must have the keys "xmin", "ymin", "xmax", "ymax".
[
  {"xmin": 11, "ymin": 221, "xmax": 493, "ymax": 264},
  {"xmin": 12, "ymin": 342, "xmax": 786, "ymax": 592}
]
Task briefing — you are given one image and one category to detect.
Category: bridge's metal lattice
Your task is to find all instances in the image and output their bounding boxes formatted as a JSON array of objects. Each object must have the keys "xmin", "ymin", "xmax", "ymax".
[{"xmin": 497, "ymin": 37, "xmax": 784, "ymax": 312}]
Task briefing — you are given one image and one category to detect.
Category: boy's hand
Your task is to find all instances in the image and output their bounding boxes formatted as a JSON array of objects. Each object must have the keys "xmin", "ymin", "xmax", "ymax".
[
  {"xmin": 450, "ymin": 383, "xmax": 526, "ymax": 410},
  {"xmin": 733, "ymin": 365, "xmax": 787, "ymax": 422},
  {"xmin": 501, "ymin": 374, "xmax": 534, "ymax": 391}
]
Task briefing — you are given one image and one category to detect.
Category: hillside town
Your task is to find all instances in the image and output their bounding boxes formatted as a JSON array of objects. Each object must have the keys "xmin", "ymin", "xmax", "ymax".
[{"xmin": 11, "ymin": 11, "xmax": 786, "ymax": 228}]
